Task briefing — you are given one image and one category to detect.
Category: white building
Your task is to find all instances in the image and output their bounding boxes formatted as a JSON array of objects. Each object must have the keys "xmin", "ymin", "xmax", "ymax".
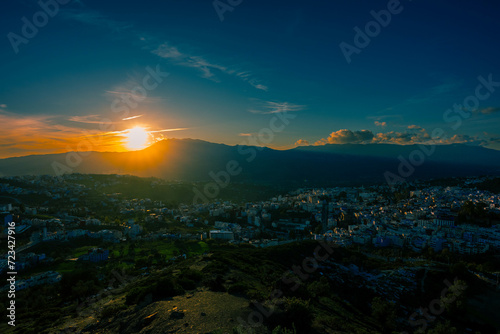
[{"xmin": 209, "ymin": 230, "xmax": 234, "ymax": 240}]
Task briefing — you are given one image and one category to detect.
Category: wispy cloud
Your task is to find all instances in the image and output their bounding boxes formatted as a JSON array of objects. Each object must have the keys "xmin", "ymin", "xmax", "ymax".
[
  {"xmin": 60, "ymin": 9, "xmax": 132, "ymax": 34},
  {"xmin": 473, "ymin": 107, "xmax": 500, "ymax": 115},
  {"xmin": 146, "ymin": 127, "xmax": 189, "ymax": 143},
  {"xmin": 62, "ymin": 8, "xmax": 269, "ymax": 91},
  {"xmin": 406, "ymin": 78, "xmax": 464, "ymax": 104},
  {"xmin": 148, "ymin": 128, "xmax": 189, "ymax": 133},
  {"xmin": 104, "ymin": 78, "xmax": 166, "ymax": 105},
  {"xmin": 68, "ymin": 115, "xmax": 117, "ymax": 125},
  {"xmin": 152, "ymin": 43, "xmax": 268, "ymax": 90},
  {"xmin": 367, "ymin": 114, "xmax": 402, "ymax": 122},
  {"xmin": 234, "ymin": 71, "xmax": 268, "ymax": 91},
  {"xmin": 374, "ymin": 121, "xmax": 387, "ymax": 127},
  {"xmin": 239, "ymin": 133, "xmax": 252, "ymax": 137},
  {"xmin": 249, "ymin": 101, "xmax": 305, "ymax": 114},
  {"xmin": 122, "ymin": 115, "xmax": 143, "ymax": 121},
  {"xmin": 430, "ymin": 80, "xmax": 463, "ymax": 95},
  {"xmin": 374, "ymin": 76, "xmax": 465, "ymax": 115},
  {"xmin": 153, "ymin": 44, "xmax": 226, "ymax": 81},
  {"xmin": 0, "ymin": 112, "xmax": 124, "ymax": 158}
]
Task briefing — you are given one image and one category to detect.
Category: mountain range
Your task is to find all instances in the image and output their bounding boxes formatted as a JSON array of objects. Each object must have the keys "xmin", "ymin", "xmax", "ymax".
[{"xmin": 1, "ymin": 139, "xmax": 500, "ymax": 186}]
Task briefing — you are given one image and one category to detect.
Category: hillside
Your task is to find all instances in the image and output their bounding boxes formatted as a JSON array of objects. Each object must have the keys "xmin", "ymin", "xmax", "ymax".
[{"xmin": 4, "ymin": 240, "xmax": 498, "ymax": 334}]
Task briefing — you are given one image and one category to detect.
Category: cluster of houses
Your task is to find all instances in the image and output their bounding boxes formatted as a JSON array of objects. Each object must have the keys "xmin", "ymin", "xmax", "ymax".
[
  {"xmin": 78, "ymin": 248, "xmax": 110, "ymax": 262},
  {"xmin": 14, "ymin": 271, "xmax": 61, "ymax": 291},
  {"xmin": 1, "ymin": 174, "xmax": 500, "ymax": 293}
]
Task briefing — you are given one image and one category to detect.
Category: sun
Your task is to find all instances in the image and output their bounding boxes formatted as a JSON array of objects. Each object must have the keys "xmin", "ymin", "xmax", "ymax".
[{"xmin": 124, "ymin": 126, "xmax": 150, "ymax": 150}]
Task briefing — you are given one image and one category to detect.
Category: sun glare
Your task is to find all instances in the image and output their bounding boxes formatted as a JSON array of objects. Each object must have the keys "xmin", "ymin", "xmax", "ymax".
[{"xmin": 124, "ymin": 126, "xmax": 150, "ymax": 150}]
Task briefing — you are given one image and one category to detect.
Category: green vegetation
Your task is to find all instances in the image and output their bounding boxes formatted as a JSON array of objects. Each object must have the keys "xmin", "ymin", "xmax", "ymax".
[{"xmin": 1, "ymin": 233, "xmax": 499, "ymax": 333}]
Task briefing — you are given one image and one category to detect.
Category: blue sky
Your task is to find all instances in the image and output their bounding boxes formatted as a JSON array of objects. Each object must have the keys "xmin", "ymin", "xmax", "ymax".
[{"xmin": 1, "ymin": 0, "xmax": 500, "ymax": 158}]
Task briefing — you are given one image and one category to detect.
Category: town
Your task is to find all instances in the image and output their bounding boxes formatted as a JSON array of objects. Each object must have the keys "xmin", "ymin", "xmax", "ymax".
[
  {"xmin": 1, "ymin": 174, "xmax": 500, "ymax": 286},
  {"xmin": 1, "ymin": 173, "xmax": 500, "ymax": 333}
]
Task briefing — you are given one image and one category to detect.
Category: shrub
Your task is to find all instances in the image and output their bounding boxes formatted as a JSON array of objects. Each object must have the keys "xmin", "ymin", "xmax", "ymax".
[
  {"xmin": 178, "ymin": 277, "xmax": 197, "ymax": 290},
  {"xmin": 202, "ymin": 261, "xmax": 228, "ymax": 276},
  {"xmin": 125, "ymin": 286, "xmax": 150, "ymax": 305},
  {"xmin": 267, "ymin": 298, "xmax": 313, "ymax": 333},
  {"xmin": 101, "ymin": 304, "xmax": 127, "ymax": 319},
  {"xmin": 203, "ymin": 274, "xmax": 226, "ymax": 292},
  {"xmin": 227, "ymin": 282, "xmax": 251, "ymax": 295},
  {"xmin": 153, "ymin": 277, "xmax": 184, "ymax": 299},
  {"xmin": 179, "ymin": 269, "xmax": 203, "ymax": 281}
]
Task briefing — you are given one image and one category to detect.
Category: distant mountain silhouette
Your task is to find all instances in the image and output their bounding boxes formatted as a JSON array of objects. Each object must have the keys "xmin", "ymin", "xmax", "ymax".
[{"xmin": 0, "ymin": 139, "xmax": 499, "ymax": 185}]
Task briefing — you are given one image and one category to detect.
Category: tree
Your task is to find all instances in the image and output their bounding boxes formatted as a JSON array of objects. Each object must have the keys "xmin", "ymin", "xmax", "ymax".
[
  {"xmin": 427, "ymin": 321, "xmax": 458, "ymax": 334},
  {"xmin": 314, "ymin": 225, "xmax": 323, "ymax": 234},
  {"xmin": 441, "ymin": 279, "xmax": 467, "ymax": 315},
  {"xmin": 272, "ymin": 325, "xmax": 296, "ymax": 334},
  {"xmin": 440, "ymin": 248, "xmax": 451, "ymax": 264},
  {"xmin": 282, "ymin": 298, "xmax": 313, "ymax": 332},
  {"xmin": 307, "ymin": 277, "xmax": 329, "ymax": 298},
  {"xmin": 371, "ymin": 297, "xmax": 397, "ymax": 333}
]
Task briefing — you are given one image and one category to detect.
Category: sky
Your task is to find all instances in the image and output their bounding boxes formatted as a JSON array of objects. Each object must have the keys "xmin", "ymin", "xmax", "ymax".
[{"xmin": 1, "ymin": 0, "xmax": 500, "ymax": 158}]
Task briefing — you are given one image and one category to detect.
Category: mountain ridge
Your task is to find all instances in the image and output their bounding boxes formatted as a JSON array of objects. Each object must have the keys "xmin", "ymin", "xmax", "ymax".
[{"xmin": 1, "ymin": 139, "xmax": 500, "ymax": 185}]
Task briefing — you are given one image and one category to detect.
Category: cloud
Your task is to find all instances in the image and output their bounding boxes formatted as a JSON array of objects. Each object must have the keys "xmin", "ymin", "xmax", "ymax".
[
  {"xmin": 474, "ymin": 107, "xmax": 500, "ymax": 115},
  {"xmin": 431, "ymin": 80, "xmax": 463, "ymax": 95},
  {"xmin": 373, "ymin": 131, "xmax": 415, "ymax": 144},
  {"xmin": 488, "ymin": 137, "xmax": 500, "ymax": 144},
  {"xmin": 0, "ymin": 110, "xmax": 190, "ymax": 158},
  {"xmin": 148, "ymin": 128, "xmax": 189, "ymax": 133},
  {"xmin": 243, "ymin": 77, "xmax": 268, "ymax": 91},
  {"xmin": 374, "ymin": 121, "xmax": 387, "ymax": 127},
  {"xmin": 104, "ymin": 76, "xmax": 166, "ymax": 105},
  {"xmin": 295, "ymin": 139, "xmax": 309, "ymax": 146},
  {"xmin": 312, "ymin": 126, "xmax": 488, "ymax": 147},
  {"xmin": 153, "ymin": 43, "xmax": 183, "ymax": 59},
  {"xmin": 0, "ymin": 104, "xmax": 7, "ymax": 109},
  {"xmin": 63, "ymin": 8, "xmax": 268, "ymax": 91},
  {"xmin": 437, "ymin": 134, "xmax": 486, "ymax": 146},
  {"xmin": 315, "ymin": 129, "xmax": 374, "ymax": 145},
  {"xmin": 239, "ymin": 133, "xmax": 252, "ymax": 137},
  {"xmin": 252, "ymin": 83, "xmax": 268, "ymax": 91},
  {"xmin": 249, "ymin": 101, "xmax": 305, "ymax": 114},
  {"xmin": 61, "ymin": 9, "xmax": 132, "ymax": 33},
  {"xmin": 153, "ymin": 43, "xmax": 268, "ymax": 90},
  {"xmin": 367, "ymin": 114, "xmax": 401, "ymax": 121},
  {"xmin": 407, "ymin": 124, "xmax": 422, "ymax": 129},
  {"xmin": 405, "ymin": 78, "xmax": 464, "ymax": 105},
  {"xmin": 122, "ymin": 115, "xmax": 143, "ymax": 121},
  {"xmin": 67, "ymin": 115, "xmax": 116, "ymax": 125},
  {"xmin": 0, "ymin": 112, "xmax": 125, "ymax": 158}
]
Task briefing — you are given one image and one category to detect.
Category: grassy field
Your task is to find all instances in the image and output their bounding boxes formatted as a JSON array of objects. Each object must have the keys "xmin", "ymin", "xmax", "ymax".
[{"xmin": 109, "ymin": 240, "xmax": 209, "ymax": 259}]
